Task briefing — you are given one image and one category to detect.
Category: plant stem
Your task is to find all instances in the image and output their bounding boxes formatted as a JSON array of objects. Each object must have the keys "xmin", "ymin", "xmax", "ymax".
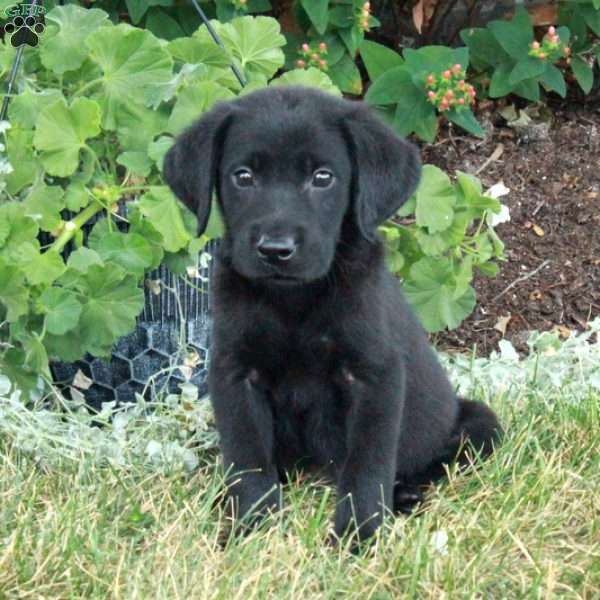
[{"xmin": 50, "ymin": 202, "xmax": 104, "ymax": 254}]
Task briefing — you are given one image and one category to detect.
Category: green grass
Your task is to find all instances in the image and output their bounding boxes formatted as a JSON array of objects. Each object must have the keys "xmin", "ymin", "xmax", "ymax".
[{"xmin": 1, "ymin": 391, "xmax": 599, "ymax": 599}]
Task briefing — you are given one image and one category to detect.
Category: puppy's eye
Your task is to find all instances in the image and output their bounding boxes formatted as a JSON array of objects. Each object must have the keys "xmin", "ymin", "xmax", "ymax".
[
  {"xmin": 233, "ymin": 168, "xmax": 254, "ymax": 188},
  {"xmin": 312, "ymin": 169, "xmax": 334, "ymax": 188}
]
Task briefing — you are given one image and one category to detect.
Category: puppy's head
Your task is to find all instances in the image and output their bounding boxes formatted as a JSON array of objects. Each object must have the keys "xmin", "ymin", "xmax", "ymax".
[{"xmin": 164, "ymin": 86, "xmax": 420, "ymax": 286}]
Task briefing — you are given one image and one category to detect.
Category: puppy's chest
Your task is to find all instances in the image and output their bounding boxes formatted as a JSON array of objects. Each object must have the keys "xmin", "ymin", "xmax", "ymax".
[{"xmin": 243, "ymin": 323, "xmax": 341, "ymax": 379}]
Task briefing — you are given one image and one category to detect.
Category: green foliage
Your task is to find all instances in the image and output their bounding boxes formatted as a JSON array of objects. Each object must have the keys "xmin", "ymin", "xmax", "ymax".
[
  {"xmin": 0, "ymin": 7, "xmax": 337, "ymax": 389},
  {"xmin": 461, "ymin": 7, "xmax": 582, "ymax": 101},
  {"xmin": 381, "ymin": 166, "xmax": 505, "ymax": 332},
  {"xmin": 284, "ymin": 0, "xmax": 379, "ymax": 95},
  {"xmin": 365, "ymin": 45, "xmax": 484, "ymax": 142},
  {"xmin": 558, "ymin": 0, "xmax": 600, "ymax": 94}
]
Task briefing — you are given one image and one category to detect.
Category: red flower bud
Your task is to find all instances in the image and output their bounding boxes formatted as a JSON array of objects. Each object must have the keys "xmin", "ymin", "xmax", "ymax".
[
  {"xmin": 319, "ymin": 42, "xmax": 327, "ymax": 52},
  {"xmin": 311, "ymin": 53, "xmax": 320, "ymax": 61},
  {"xmin": 531, "ymin": 41, "xmax": 540, "ymax": 50},
  {"xmin": 319, "ymin": 59, "xmax": 327, "ymax": 69},
  {"xmin": 427, "ymin": 90, "xmax": 435, "ymax": 99},
  {"xmin": 296, "ymin": 59, "xmax": 306, "ymax": 68},
  {"xmin": 443, "ymin": 70, "xmax": 451, "ymax": 79},
  {"xmin": 301, "ymin": 43, "xmax": 310, "ymax": 53},
  {"xmin": 426, "ymin": 74, "xmax": 435, "ymax": 85},
  {"xmin": 445, "ymin": 90, "xmax": 454, "ymax": 98},
  {"xmin": 548, "ymin": 25, "xmax": 556, "ymax": 36},
  {"xmin": 458, "ymin": 98, "xmax": 465, "ymax": 105},
  {"xmin": 452, "ymin": 63, "xmax": 462, "ymax": 74}
]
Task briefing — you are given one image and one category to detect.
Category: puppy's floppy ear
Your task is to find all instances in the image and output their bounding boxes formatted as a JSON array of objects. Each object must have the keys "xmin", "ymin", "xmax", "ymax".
[
  {"xmin": 163, "ymin": 104, "xmax": 233, "ymax": 235},
  {"xmin": 343, "ymin": 106, "xmax": 421, "ymax": 241}
]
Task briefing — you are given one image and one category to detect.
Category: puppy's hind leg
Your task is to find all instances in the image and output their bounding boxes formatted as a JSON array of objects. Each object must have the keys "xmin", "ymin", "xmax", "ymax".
[{"xmin": 393, "ymin": 400, "xmax": 502, "ymax": 515}]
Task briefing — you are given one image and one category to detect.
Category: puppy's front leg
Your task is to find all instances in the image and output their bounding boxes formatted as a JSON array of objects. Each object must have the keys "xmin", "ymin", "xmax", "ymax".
[
  {"xmin": 211, "ymin": 368, "xmax": 281, "ymax": 528},
  {"xmin": 333, "ymin": 368, "xmax": 404, "ymax": 544}
]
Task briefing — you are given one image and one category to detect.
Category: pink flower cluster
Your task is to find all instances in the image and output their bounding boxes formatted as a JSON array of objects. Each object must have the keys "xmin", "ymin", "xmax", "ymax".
[
  {"xmin": 529, "ymin": 26, "xmax": 571, "ymax": 63},
  {"xmin": 296, "ymin": 42, "xmax": 328, "ymax": 71},
  {"xmin": 425, "ymin": 64, "xmax": 476, "ymax": 112}
]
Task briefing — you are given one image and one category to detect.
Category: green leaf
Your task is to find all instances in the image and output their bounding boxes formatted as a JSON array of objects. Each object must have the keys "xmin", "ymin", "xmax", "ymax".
[
  {"xmin": 403, "ymin": 257, "xmax": 476, "ymax": 332},
  {"xmin": 19, "ymin": 247, "xmax": 66, "ymax": 286},
  {"xmin": 509, "ymin": 56, "xmax": 546, "ymax": 85},
  {"xmin": 33, "ymin": 97, "xmax": 101, "ymax": 177},
  {"xmin": 148, "ymin": 136, "xmax": 173, "ymax": 172},
  {"xmin": 301, "ymin": 0, "xmax": 329, "ymax": 35},
  {"xmin": 446, "ymin": 108, "xmax": 485, "ymax": 138},
  {"xmin": 360, "ymin": 40, "xmax": 404, "ymax": 82},
  {"xmin": 115, "ymin": 102, "xmax": 169, "ymax": 152},
  {"xmin": 414, "ymin": 165, "xmax": 456, "ymax": 233},
  {"xmin": 23, "ymin": 335, "xmax": 50, "ymax": 379},
  {"xmin": 138, "ymin": 187, "xmax": 193, "ymax": 253},
  {"xmin": 209, "ymin": 16, "xmax": 286, "ymax": 81},
  {"xmin": 64, "ymin": 182, "xmax": 90, "ymax": 212},
  {"xmin": 0, "ymin": 259, "xmax": 29, "ymax": 322},
  {"xmin": 571, "ymin": 56, "xmax": 594, "ymax": 94},
  {"xmin": 86, "ymin": 24, "xmax": 174, "ymax": 129},
  {"xmin": 488, "ymin": 63, "xmax": 514, "ymax": 98},
  {"xmin": 512, "ymin": 78, "xmax": 540, "ymax": 102},
  {"xmin": 75, "ymin": 265, "xmax": 145, "ymax": 356},
  {"xmin": 365, "ymin": 65, "xmax": 412, "ymax": 105},
  {"xmin": 5, "ymin": 128, "xmax": 42, "ymax": 195},
  {"xmin": 582, "ymin": 4, "xmax": 600, "ymax": 37},
  {"xmin": 393, "ymin": 87, "xmax": 437, "ymax": 142},
  {"xmin": 0, "ymin": 203, "xmax": 39, "ymax": 260},
  {"xmin": 459, "ymin": 27, "xmax": 509, "ymax": 70},
  {"xmin": 145, "ymin": 7, "xmax": 184, "ymax": 40},
  {"xmin": 327, "ymin": 53, "xmax": 363, "ymax": 95},
  {"xmin": 168, "ymin": 37, "xmax": 230, "ymax": 67},
  {"xmin": 8, "ymin": 88, "xmax": 63, "ymax": 129},
  {"xmin": 38, "ymin": 288, "xmax": 82, "ymax": 335},
  {"xmin": 40, "ymin": 5, "xmax": 109, "ymax": 74},
  {"xmin": 540, "ymin": 63, "xmax": 566, "ymax": 97},
  {"xmin": 22, "ymin": 184, "xmax": 65, "ymax": 232},
  {"xmin": 167, "ymin": 81, "xmax": 234, "ymax": 135},
  {"xmin": 89, "ymin": 230, "xmax": 155, "ymax": 279},
  {"xmin": 488, "ymin": 7, "xmax": 533, "ymax": 60},
  {"xmin": 338, "ymin": 25, "xmax": 364, "ymax": 57},
  {"xmin": 270, "ymin": 68, "xmax": 341, "ymax": 95},
  {"xmin": 116, "ymin": 151, "xmax": 153, "ymax": 177},
  {"xmin": 403, "ymin": 45, "xmax": 468, "ymax": 84},
  {"xmin": 67, "ymin": 247, "xmax": 104, "ymax": 273}
]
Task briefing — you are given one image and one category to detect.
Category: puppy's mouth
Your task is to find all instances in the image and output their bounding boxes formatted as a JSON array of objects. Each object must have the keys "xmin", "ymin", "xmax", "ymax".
[{"xmin": 264, "ymin": 274, "xmax": 304, "ymax": 286}]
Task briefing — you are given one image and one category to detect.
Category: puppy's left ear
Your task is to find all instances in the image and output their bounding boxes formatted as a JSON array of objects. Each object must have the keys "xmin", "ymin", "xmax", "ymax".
[{"xmin": 343, "ymin": 106, "xmax": 421, "ymax": 241}]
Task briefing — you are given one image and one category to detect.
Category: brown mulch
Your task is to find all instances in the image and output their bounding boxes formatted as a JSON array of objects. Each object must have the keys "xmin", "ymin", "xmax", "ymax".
[{"xmin": 422, "ymin": 100, "xmax": 600, "ymax": 355}]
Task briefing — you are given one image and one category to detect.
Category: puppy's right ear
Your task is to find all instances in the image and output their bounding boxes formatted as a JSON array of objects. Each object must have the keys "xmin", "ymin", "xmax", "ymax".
[{"xmin": 163, "ymin": 104, "xmax": 233, "ymax": 235}]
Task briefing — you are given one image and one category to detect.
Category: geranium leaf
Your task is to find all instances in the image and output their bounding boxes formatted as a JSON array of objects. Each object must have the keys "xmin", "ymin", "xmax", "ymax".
[
  {"xmin": 208, "ymin": 16, "xmax": 286, "ymax": 82},
  {"xmin": 22, "ymin": 183, "xmax": 65, "ymax": 232},
  {"xmin": 39, "ymin": 287, "xmax": 82, "ymax": 335},
  {"xmin": 33, "ymin": 97, "xmax": 101, "ymax": 177},
  {"xmin": 85, "ymin": 24, "xmax": 173, "ymax": 129},
  {"xmin": 270, "ymin": 68, "xmax": 341, "ymax": 95},
  {"xmin": 414, "ymin": 165, "xmax": 456, "ymax": 233},
  {"xmin": 40, "ymin": 5, "xmax": 109, "ymax": 74},
  {"xmin": 0, "ymin": 259, "xmax": 29, "ymax": 322},
  {"xmin": 89, "ymin": 230, "xmax": 155, "ymax": 279},
  {"xmin": 167, "ymin": 81, "xmax": 234, "ymax": 135},
  {"xmin": 137, "ymin": 188, "xmax": 193, "ymax": 253},
  {"xmin": 403, "ymin": 257, "xmax": 476, "ymax": 332}
]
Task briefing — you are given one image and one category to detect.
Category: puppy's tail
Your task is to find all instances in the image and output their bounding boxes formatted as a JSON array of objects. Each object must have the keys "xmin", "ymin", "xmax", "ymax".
[{"xmin": 452, "ymin": 399, "xmax": 503, "ymax": 465}]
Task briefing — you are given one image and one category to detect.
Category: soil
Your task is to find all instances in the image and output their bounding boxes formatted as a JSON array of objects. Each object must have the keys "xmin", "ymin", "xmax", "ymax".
[{"xmin": 422, "ymin": 99, "xmax": 600, "ymax": 356}]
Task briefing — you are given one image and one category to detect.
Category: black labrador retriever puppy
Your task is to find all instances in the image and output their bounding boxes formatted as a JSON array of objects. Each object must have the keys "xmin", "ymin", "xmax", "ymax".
[{"xmin": 164, "ymin": 86, "xmax": 501, "ymax": 544}]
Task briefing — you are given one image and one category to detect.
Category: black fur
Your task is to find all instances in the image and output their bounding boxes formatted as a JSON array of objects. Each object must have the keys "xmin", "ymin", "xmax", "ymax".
[{"xmin": 164, "ymin": 86, "xmax": 502, "ymax": 544}]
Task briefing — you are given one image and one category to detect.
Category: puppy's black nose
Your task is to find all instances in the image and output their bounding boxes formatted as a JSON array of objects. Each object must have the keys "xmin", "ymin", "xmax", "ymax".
[{"xmin": 256, "ymin": 235, "xmax": 297, "ymax": 262}]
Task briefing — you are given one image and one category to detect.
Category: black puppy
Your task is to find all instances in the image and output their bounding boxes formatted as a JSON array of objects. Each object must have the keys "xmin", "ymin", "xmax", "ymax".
[{"xmin": 164, "ymin": 86, "xmax": 501, "ymax": 543}]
